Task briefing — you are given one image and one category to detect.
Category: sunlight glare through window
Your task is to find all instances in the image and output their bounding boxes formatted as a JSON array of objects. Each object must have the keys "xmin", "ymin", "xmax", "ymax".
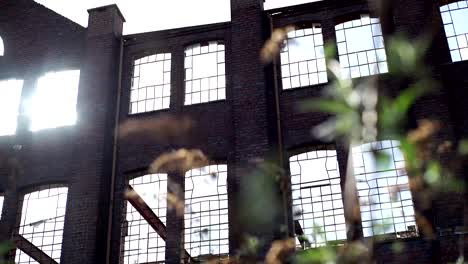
[
  {"xmin": 0, "ymin": 79, "xmax": 23, "ymax": 136},
  {"xmin": 28, "ymin": 70, "xmax": 80, "ymax": 131}
]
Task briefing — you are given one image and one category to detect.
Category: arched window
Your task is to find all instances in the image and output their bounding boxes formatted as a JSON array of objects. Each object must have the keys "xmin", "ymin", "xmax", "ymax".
[
  {"xmin": 440, "ymin": 1, "xmax": 468, "ymax": 62},
  {"xmin": 184, "ymin": 164, "xmax": 229, "ymax": 260},
  {"xmin": 0, "ymin": 36, "xmax": 4, "ymax": 56},
  {"xmin": 280, "ymin": 23, "xmax": 327, "ymax": 89},
  {"xmin": 15, "ymin": 186, "xmax": 68, "ymax": 263},
  {"xmin": 184, "ymin": 41, "xmax": 226, "ymax": 105},
  {"xmin": 335, "ymin": 14, "xmax": 388, "ymax": 78},
  {"xmin": 0, "ymin": 79, "xmax": 23, "ymax": 136},
  {"xmin": 123, "ymin": 174, "xmax": 167, "ymax": 264},
  {"xmin": 289, "ymin": 149, "xmax": 346, "ymax": 248},
  {"xmin": 28, "ymin": 70, "xmax": 80, "ymax": 131},
  {"xmin": 130, "ymin": 53, "xmax": 172, "ymax": 114},
  {"xmin": 351, "ymin": 140, "xmax": 418, "ymax": 238}
]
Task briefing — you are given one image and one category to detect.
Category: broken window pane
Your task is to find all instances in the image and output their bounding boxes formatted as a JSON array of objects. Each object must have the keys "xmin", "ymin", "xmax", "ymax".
[
  {"xmin": 289, "ymin": 150, "xmax": 346, "ymax": 248},
  {"xmin": 130, "ymin": 53, "xmax": 171, "ymax": 114},
  {"xmin": 336, "ymin": 15, "xmax": 388, "ymax": 78},
  {"xmin": 28, "ymin": 70, "xmax": 80, "ymax": 131},
  {"xmin": 15, "ymin": 186, "xmax": 68, "ymax": 263},
  {"xmin": 352, "ymin": 140, "xmax": 418, "ymax": 238},
  {"xmin": 0, "ymin": 79, "xmax": 23, "ymax": 136},
  {"xmin": 184, "ymin": 165, "xmax": 229, "ymax": 259},
  {"xmin": 440, "ymin": 1, "xmax": 468, "ymax": 62},
  {"xmin": 280, "ymin": 24, "xmax": 327, "ymax": 89},
  {"xmin": 0, "ymin": 36, "xmax": 4, "ymax": 56},
  {"xmin": 184, "ymin": 41, "xmax": 226, "ymax": 105},
  {"xmin": 123, "ymin": 174, "xmax": 167, "ymax": 264}
]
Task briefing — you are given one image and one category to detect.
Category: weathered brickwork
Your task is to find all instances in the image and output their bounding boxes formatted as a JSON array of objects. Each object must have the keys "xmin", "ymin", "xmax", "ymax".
[{"xmin": 0, "ymin": 0, "xmax": 467, "ymax": 263}]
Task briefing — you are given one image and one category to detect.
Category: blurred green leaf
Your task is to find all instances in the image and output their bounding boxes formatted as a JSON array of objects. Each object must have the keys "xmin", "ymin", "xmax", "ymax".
[{"xmin": 458, "ymin": 139, "xmax": 468, "ymax": 155}]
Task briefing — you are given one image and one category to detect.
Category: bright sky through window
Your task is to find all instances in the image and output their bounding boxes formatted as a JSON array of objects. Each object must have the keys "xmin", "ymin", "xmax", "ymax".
[
  {"xmin": 352, "ymin": 140, "xmax": 418, "ymax": 238},
  {"xmin": 0, "ymin": 79, "xmax": 23, "ymax": 136},
  {"xmin": 0, "ymin": 36, "xmax": 4, "ymax": 56},
  {"xmin": 185, "ymin": 42, "xmax": 226, "ymax": 105},
  {"xmin": 16, "ymin": 187, "xmax": 68, "ymax": 263},
  {"xmin": 290, "ymin": 150, "xmax": 346, "ymax": 248},
  {"xmin": 280, "ymin": 24, "xmax": 327, "ymax": 89},
  {"xmin": 130, "ymin": 54, "xmax": 171, "ymax": 114},
  {"xmin": 336, "ymin": 15, "xmax": 388, "ymax": 78},
  {"xmin": 124, "ymin": 174, "xmax": 167, "ymax": 264},
  {"xmin": 440, "ymin": 1, "xmax": 468, "ymax": 62},
  {"xmin": 185, "ymin": 165, "xmax": 229, "ymax": 258},
  {"xmin": 0, "ymin": 196, "xmax": 4, "ymax": 220},
  {"xmin": 28, "ymin": 70, "xmax": 80, "ymax": 132}
]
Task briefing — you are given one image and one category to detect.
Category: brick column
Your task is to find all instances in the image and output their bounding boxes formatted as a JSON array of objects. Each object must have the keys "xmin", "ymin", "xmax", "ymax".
[{"xmin": 60, "ymin": 5, "xmax": 125, "ymax": 264}]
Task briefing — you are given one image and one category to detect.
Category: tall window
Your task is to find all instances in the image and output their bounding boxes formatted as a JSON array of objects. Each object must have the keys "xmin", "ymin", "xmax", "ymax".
[
  {"xmin": 0, "ymin": 36, "xmax": 4, "ymax": 56},
  {"xmin": 336, "ymin": 14, "xmax": 388, "ymax": 78},
  {"xmin": 123, "ymin": 174, "xmax": 167, "ymax": 264},
  {"xmin": 440, "ymin": 1, "xmax": 468, "ymax": 62},
  {"xmin": 280, "ymin": 24, "xmax": 327, "ymax": 89},
  {"xmin": 28, "ymin": 70, "xmax": 80, "ymax": 131},
  {"xmin": 130, "ymin": 53, "xmax": 171, "ymax": 114},
  {"xmin": 352, "ymin": 140, "xmax": 418, "ymax": 237},
  {"xmin": 184, "ymin": 165, "xmax": 229, "ymax": 259},
  {"xmin": 184, "ymin": 41, "xmax": 226, "ymax": 105},
  {"xmin": 0, "ymin": 79, "xmax": 23, "ymax": 136},
  {"xmin": 0, "ymin": 195, "xmax": 4, "ymax": 220},
  {"xmin": 15, "ymin": 186, "xmax": 68, "ymax": 263},
  {"xmin": 289, "ymin": 150, "xmax": 346, "ymax": 248}
]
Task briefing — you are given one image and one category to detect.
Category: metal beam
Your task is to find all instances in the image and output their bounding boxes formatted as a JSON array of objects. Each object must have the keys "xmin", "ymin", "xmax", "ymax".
[
  {"xmin": 12, "ymin": 234, "xmax": 58, "ymax": 264},
  {"xmin": 126, "ymin": 186, "xmax": 194, "ymax": 262}
]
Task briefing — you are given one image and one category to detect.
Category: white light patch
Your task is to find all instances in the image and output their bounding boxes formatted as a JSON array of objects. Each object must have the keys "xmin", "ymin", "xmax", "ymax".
[
  {"xmin": 28, "ymin": 70, "xmax": 80, "ymax": 131},
  {"xmin": 0, "ymin": 196, "xmax": 4, "ymax": 219},
  {"xmin": 452, "ymin": 8, "xmax": 468, "ymax": 35},
  {"xmin": 139, "ymin": 61, "xmax": 164, "ymax": 87},
  {"xmin": 192, "ymin": 53, "xmax": 218, "ymax": 79},
  {"xmin": 288, "ymin": 35, "xmax": 316, "ymax": 63},
  {"xmin": 0, "ymin": 36, "xmax": 4, "ymax": 56},
  {"xmin": 0, "ymin": 79, "xmax": 23, "ymax": 136},
  {"xmin": 345, "ymin": 25, "xmax": 374, "ymax": 53}
]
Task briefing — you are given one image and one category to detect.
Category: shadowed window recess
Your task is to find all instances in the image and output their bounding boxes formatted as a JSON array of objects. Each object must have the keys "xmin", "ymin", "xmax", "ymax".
[
  {"xmin": 184, "ymin": 41, "xmax": 226, "ymax": 105},
  {"xmin": 27, "ymin": 70, "xmax": 80, "ymax": 131},
  {"xmin": 352, "ymin": 140, "xmax": 418, "ymax": 238},
  {"xmin": 15, "ymin": 186, "xmax": 68, "ymax": 263},
  {"xmin": 0, "ymin": 36, "xmax": 4, "ymax": 56},
  {"xmin": 123, "ymin": 174, "xmax": 168, "ymax": 264},
  {"xmin": 0, "ymin": 79, "xmax": 23, "ymax": 136},
  {"xmin": 280, "ymin": 23, "xmax": 327, "ymax": 89},
  {"xmin": 184, "ymin": 164, "xmax": 229, "ymax": 260},
  {"xmin": 336, "ymin": 14, "xmax": 388, "ymax": 78},
  {"xmin": 289, "ymin": 150, "xmax": 346, "ymax": 248},
  {"xmin": 440, "ymin": 1, "xmax": 468, "ymax": 62},
  {"xmin": 130, "ymin": 53, "xmax": 172, "ymax": 114}
]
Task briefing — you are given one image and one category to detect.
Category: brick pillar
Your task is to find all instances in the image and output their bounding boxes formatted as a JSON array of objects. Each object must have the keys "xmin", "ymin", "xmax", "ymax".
[
  {"xmin": 165, "ymin": 171, "xmax": 185, "ymax": 264},
  {"xmin": 229, "ymin": 0, "xmax": 281, "ymax": 258},
  {"xmin": 60, "ymin": 5, "xmax": 124, "ymax": 264}
]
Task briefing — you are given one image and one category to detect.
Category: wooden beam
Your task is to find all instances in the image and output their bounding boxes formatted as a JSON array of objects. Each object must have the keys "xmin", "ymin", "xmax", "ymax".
[
  {"xmin": 126, "ymin": 186, "xmax": 194, "ymax": 262},
  {"xmin": 12, "ymin": 234, "xmax": 58, "ymax": 264}
]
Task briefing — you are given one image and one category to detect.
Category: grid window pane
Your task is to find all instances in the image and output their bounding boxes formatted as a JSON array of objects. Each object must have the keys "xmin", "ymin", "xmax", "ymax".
[
  {"xmin": 280, "ymin": 24, "xmax": 327, "ymax": 90},
  {"xmin": 130, "ymin": 53, "xmax": 171, "ymax": 114},
  {"xmin": 185, "ymin": 41, "xmax": 225, "ymax": 105},
  {"xmin": 0, "ymin": 79, "xmax": 23, "ymax": 136},
  {"xmin": 123, "ymin": 174, "xmax": 168, "ymax": 264},
  {"xmin": 184, "ymin": 165, "xmax": 229, "ymax": 259},
  {"xmin": 336, "ymin": 15, "xmax": 388, "ymax": 78},
  {"xmin": 15, "ymin": 186, "xmax": 68, "ymax": 263},
  {"xmin": 440, "ymin": 1, "xmax": 468, "ymax": 62},
  {"xmin": 28, "ymin": 70, "xmax": 80, "ymax": 131},
  {"xmin": 352, "ymin": 140, "xmax": 418, "ymax": 238},
  {"xmin": 289, "ymin": 150, "xmax": 346, "ymax": 248}
]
